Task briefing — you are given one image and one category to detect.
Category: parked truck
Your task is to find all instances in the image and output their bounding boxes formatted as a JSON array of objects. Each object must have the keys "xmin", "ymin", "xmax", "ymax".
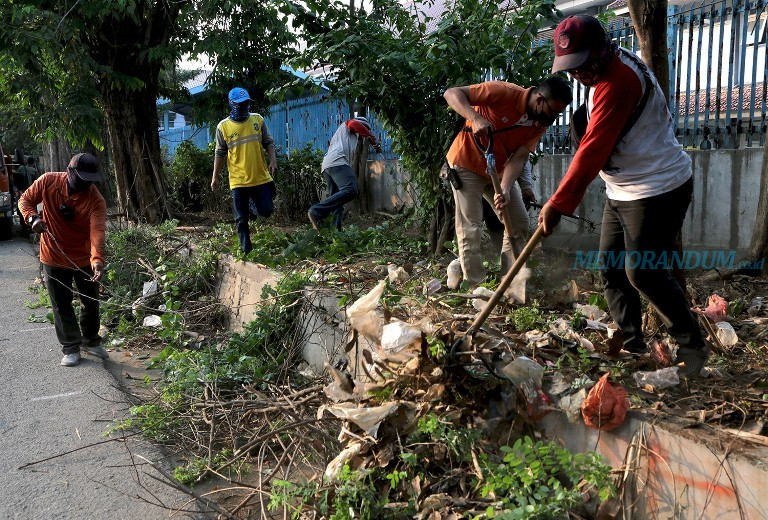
[{"xmin": 0, "ymin": 145, "xmax": 14, "ymax": 241}]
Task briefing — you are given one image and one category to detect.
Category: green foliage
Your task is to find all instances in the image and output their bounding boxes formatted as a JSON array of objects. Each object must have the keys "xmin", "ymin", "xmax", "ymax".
[
  {"xmin": 238, "ymin": 221, "xmax": 425, "ymax": 267},
  {"xmin": 24, "ymin": 286, "xmax": 50, "ymax": 309},
  {"xmin": 149, "ymin": 272, "xmax": 310, "ymax": 400},
  {"xmin": 427, "ymin": 335, "xmax": 447, "ymax": 360},
  {"xmin": 291, "ymin": 0, "xmax": 560, "ymax": 218},
  {"xmin": 478, "ymin": 437, "xmax": 614, "ymax": 518},
  {"xmin": 727, "ymin": 299, "xmax": 744, "ymax": 317},
  {"xmin": 506, "ymin": 301, "xmax": 548, "ymax": 331},
  {"xmin": 173, "ymin": 457, "xmax": 208, "ymax": 486},
  {"xmin": 103, "ymin": 222, "xmax": 220, "ymax": 331},
  {"xmin": 588, "ymin": 292, "xmax": 609, "ymax": 311},
  {"xmin": 414, "ymin": 413, "xmax": 480, "ymax": 461},
  {"xmin": 274, "ymin": 144, "xmax": 325, "ymax": 218},
  {"xmin": 271, "ymin": 465, "xmax": 389, "ymax": 520},
  {"xmin": 172, "ymin": 449, "xmax": 236, "ymax": 486},
  {"xmin": 111, "ymin": 404, "xmax": 179, "ymax": 443}
]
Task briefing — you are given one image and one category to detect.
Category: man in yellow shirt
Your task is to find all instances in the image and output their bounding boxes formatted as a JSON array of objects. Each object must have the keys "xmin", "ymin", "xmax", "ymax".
[{"xmin": 211, "ymin": 87, "xmax": 277, "ymax": 253}]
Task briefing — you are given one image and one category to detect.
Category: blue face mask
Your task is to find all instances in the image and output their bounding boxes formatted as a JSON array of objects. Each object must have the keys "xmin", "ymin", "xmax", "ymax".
[{"xmin": 229, "ymin": 100, "xmax": 250, "ymax": 122}]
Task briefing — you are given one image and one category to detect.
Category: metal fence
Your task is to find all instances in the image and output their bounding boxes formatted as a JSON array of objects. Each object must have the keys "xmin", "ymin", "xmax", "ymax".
[
  {"xmin": 540, "ymin": 0, "xmax": 768, "ymax": 154},
  {"xmin": 265, "ymin": 93, "xmax": 398, "ymax": 160}
]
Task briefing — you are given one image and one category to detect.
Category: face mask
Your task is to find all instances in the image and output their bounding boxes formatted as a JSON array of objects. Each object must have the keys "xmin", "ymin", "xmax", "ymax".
[
  {"xmin": 528, "ymin": 95, "xmax": 558, "ymax": 127},
  {"xmin": 569, "ymin": 41, "xmax": 619, "ymax": 87},
  {"xmin": 229, "ymin": 100, "xmax": 250, "ymax": 123},
  {"xmin": 67, "ymin": 167, "xmax": 93, "ymax": 193}
]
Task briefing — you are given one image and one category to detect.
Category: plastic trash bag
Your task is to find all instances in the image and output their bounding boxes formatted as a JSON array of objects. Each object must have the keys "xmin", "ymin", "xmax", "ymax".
[
  {"xmin": 498, "ymin": 356, "xmax": 552, "ymax": 421},
  {"xmin": 387, "ymin": 264, "xmax": 409, "ymax": 284},
  {"xmin": 503, "ymin": 266, "xmax": 531, "ymax": 304},
  {"xmin": 425, "ymin": 278, "xmax": 441, "ymax": 296},
  {"xmin": 581, "ymin": 373, "xmax": 628, "ymax": 431},
  {"xmin": 471, "ymin": 286, "xmax": 494, "ymax": 311},
  {"xmin": 633, "ymin": 366, "xmax": 679, "ymax": 389},
  {"xmin": 715, "ymin": 321, "xmax": 738, "ymax": 346},
  {"xmin": 142, "ymin": 315, "xmax": 162, "ymax": 328},
  {"xmin": 381, "ymin": 320, "xmax": 422, "ymax": 355},
  {"xmin": 575, "ymin": 303, "xmax": 607, "ymax": 321},
  {"xmin": 446, "ymin": 259, "xmax": 462, "ymax": 290},
  {"xmin": 347, "ymin": 280, "xmax": 386, "ymax": 342},
  {"xmin": 559, "ymin": 388, "xmax": 588, "ymax": 423},
  {"xmin": 693, "ymin": 294, "xmax": 728, "ymax": 322}
]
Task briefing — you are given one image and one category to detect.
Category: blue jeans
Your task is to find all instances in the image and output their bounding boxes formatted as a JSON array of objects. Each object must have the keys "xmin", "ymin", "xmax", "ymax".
[
  {"xmin": 309, "ymin": 165, "xmax": 359, "ymax": 230},
  {"xmin": 232, "ymin": 182, "xmax": 275, "ymax": 253}
]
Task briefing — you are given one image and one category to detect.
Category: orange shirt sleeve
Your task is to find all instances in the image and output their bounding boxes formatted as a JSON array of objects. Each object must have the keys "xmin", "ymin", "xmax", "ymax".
[
  {"xmin": 89, "ymin": 195, "xmax": 107, "ymax": 265},
  {"xmin": 18, "ymin": 174, "xmax": 45, "ymax": 223}
]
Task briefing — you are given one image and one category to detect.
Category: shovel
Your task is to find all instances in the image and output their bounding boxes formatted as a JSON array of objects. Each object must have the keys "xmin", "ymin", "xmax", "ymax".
[{"xmin": 450, "ymin": 224, "xmax": 546, "ymax": 357}]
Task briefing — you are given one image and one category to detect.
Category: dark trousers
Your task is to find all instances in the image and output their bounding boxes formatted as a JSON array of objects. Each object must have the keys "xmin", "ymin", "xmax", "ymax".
[
  {"xmin": 599, "ymin": 178, "xmax": 704, "ymax": 352},
  {"xmin": 232, "ymin": 182, "xmax": 275, "ymax": 253},
  {"xmin": 44, "ymin": 264, "xmax": 101, "ymax": 355},
  {"xmin": 309, "ymin": 165, "xmax": 359, "ymax": 230}
]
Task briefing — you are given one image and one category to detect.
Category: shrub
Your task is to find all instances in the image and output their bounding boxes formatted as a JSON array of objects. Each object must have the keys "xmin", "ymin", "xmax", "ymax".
[
  {"xmin": 274, "ymin": 144, "xmax": 325, "ymax": 219},
  {"xmin": 167, "ymin": 141, "xmax": 227, "ymax": 212}
]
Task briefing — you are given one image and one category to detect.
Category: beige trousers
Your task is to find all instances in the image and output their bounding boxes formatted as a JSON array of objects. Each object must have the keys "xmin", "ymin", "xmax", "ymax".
[{"xmin": 452, "ymin": 166, "xmax": 530, "ymax": 287}]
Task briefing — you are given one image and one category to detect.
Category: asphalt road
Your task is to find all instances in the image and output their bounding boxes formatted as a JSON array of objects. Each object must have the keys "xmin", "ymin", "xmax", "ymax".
[{"xmin": 0, "ymin": 236, "xmax": 206, "ymax": 519}]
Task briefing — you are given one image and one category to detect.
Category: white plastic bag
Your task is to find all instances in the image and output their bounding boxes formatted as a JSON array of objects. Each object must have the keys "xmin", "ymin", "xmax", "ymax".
[
  {"xmin": 446, "ymin": 259, "xmax": 462, "ymax": 289},
  {"xmin": 347, "ymin": 280, "xmax": 386, "ymax": 341},
  {"xmin": 471, "ymin": 286, "xmax": 494, "ymax": 311},
  {"xmin": 142, "ymin": 315, "xmax": 162, "ymax": 328},
  {"xmin": 381, "ymin": 320, "xmax": 422, "ymax": 354},
  {"xmin": 715, "ymin": 321, "xmax": 738, "ymax": 347},
  {"xmin": 633, "ymin": 366, "xmax": 680, "ymax": 389}
]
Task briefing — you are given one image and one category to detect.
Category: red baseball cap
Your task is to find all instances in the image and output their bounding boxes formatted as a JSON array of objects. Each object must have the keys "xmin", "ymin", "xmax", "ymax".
[{"xmin": 551, "ymin": 15, "xmax": 608, "ymax": 73}]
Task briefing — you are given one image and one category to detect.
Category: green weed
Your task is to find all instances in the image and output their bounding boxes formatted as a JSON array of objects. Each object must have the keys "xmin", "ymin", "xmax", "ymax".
[
  {"xmin": 478, "ymin": 437, "xmax": 614, "ymax": 518},
  {"xmin": 506, "ymin": 301, "xmax": 548, "ymax": 331}
]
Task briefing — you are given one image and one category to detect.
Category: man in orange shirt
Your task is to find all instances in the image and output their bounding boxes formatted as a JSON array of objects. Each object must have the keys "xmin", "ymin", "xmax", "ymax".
[
  {"xmin": 19, "ymin": 153, "xmax": 108, "ymax": 367},
  {"xmin": 444, "ymin": 76, "xmax": 572, "ymax": 290}
]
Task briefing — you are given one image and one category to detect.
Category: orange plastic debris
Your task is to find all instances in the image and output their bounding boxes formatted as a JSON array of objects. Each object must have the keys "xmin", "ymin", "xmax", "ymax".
[{"xmin": 581, "ymin": 373, "xmax": 628, "ymax": 431}]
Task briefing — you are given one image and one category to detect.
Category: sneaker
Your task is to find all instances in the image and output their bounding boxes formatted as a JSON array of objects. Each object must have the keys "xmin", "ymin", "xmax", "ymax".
[
  {"xmin": 676, "ymin": 344, "xmax": 710, "ymax": 378},
  {"xmin": 307, "ymin": 211, "xmax": 320, "ymax": 230},
  {"xmin": 84, "ymin": 345, "xmax": 109, "ymax": 360},
  {"xmin": 60, "ymin": 352, "xmax": 81, "ymax": 367}
]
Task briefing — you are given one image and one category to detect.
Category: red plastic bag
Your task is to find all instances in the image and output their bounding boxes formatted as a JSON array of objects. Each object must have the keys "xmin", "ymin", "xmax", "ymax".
[
  {"xmin": 693, "ymin": 294, "xmax": 728, "ymax": 323},
  {"xmin": 581, "ymin": 373, "xmax": 628, "ymax": 431}
]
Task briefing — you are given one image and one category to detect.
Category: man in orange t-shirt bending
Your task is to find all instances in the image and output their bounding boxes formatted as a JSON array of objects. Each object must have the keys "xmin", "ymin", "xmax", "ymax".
[
  {"xmin": 19, "ymin": 153, "xmax": 108, "ymax": 367},
  {"xmin": 444, "ymin": 76, "xmax": 571, "ymax": 291}
]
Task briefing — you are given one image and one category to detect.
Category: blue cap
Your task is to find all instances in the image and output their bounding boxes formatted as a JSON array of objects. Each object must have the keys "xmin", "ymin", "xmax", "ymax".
[{"xmin": 228, "ymin": 87, "xmax": 251, "ymax": 103}]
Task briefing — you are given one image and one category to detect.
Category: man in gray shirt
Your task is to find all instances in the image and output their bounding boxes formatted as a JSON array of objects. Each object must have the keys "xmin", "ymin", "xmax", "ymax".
[{"xmin": 308, "ymin": 116, "xmax": 381, "ymax": 231}]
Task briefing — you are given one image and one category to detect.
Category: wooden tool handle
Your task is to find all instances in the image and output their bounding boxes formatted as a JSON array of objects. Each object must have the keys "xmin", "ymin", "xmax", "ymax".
[{"xmin": 467, "ymin": 224, "xmax": 546, "ymax": 336}]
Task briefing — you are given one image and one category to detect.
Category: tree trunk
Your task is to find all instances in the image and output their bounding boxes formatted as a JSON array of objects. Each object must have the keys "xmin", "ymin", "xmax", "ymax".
[
  {"xmin": 41, "ymin": 137, "xmax": 72, "ymax": 173},
  {"xmin": 99, "ymin": 83, "xmax": 171, "ymax": 224},
  {"xmin": 627, "ymin": 0, "xmax": 670, "ymax": 102},
  {"xmin": 353, "ymin": 136, "xmax": 370, "ymax": 214}
]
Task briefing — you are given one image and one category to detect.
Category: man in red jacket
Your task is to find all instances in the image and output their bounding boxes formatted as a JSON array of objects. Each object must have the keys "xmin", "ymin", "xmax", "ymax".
[
  {"xmin": 19, "ymin": 153, "xmax": 108, "ymax": 367},
  {"xmin": 539, "ymin": 15, "xmax": 707, "ymax": 376}
]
